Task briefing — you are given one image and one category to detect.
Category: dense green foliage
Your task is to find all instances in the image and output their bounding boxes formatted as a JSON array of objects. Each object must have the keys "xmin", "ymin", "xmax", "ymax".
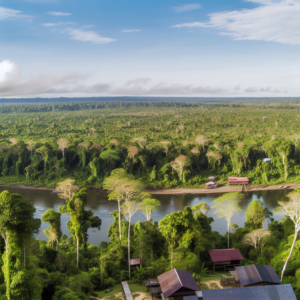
[
  {"xmin": 1, "ymin": 100, "xmax": 300, "ymax": 188},
  {"xmin": 1, "ymin": 185, "xmax": 300, "ymax": 298}
]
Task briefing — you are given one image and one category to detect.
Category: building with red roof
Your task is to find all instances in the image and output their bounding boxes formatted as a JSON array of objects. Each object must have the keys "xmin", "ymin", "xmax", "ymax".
[{"xmin": 209, "ymin": 248, "xmax": 244, "ymax": 272}]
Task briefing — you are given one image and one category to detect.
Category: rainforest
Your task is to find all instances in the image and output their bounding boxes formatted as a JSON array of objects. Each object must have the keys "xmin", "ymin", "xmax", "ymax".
[
  {"xmin": 1, "ymin": 100, "xmax": 300, "ymax": 188},
  {"xmin": 1, "ymin": 100, "xmax": 300, "ymax": 300}
]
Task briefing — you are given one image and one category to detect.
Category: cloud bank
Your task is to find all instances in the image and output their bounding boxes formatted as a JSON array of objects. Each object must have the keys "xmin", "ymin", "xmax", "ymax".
[
  {"xmin": 0, "ymin": 60, "xmax": 288, "ymax": 97},
  {"xmin": 42, "ymin": 22, "xmax": 77, "ymax": 26},
  {"xmin": 173, "ymin": 0, "xmax": 300, "ymax": 45}
]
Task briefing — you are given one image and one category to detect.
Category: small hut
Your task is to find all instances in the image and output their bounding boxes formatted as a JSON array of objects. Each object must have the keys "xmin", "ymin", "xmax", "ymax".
[
  {"xmin": 209, "ymin": 248, "xmax": 244, "ymax": 272},
  {"xmin": 234, "ymin": 264, "xmax": 281, "ymax": 287},
  {"xmin": 130, "ymin": 258, "xmax": 140, "ymax": 272},
  {"xmin": 205, "ymin": 181, "xmax": 217, "ymax": 189},
  {"xmin": 228, "ymin": 177, "xmax": 249, "ymax": 192},
  {"xmin": 201, "ymin": 284, "xmax": 296, "ymax": 300},
  {"xmin": 158, "ymin": 269, "xmax": 199, "ymax": 300}
]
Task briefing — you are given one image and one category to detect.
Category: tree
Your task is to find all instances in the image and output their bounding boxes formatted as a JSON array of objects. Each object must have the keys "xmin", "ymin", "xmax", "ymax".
[
  {"xmin": 170, "ymin": 155, "xmax": 191, "ymax": 181},
  {"xmin": 59, "ymin": 189, "xmax": 88, "ymax": 267},
  {"xmin": 243, "ymin": 229, "xmax": 271, "ymax": 254},
  {"xmin": 139, "ymin": 198, "xmax": 160, "ymax": 222},
  {"xmin": 191, "ymin": 203, "xmax": 210, "ymax": 215},
  {"xmin": 41, "ymin": 209, "xmax": 62, "ymax": 250},
  {"xmin": 100, "ymin": 150, "xmax": 120, "ymax": 168},
  {"xmin": 56, "ymin": 179, "xmax": 79, "ymax": 200},
  {"xmin": 212, "ymin": 192, "xmax": 243, "ymax": 248},
  {"xmin": 245, "ymin": 199, "xmax": 266, "ymax": 230},
  {"xmin": 103, "ymin": 168, "xmax": 134, "ymax": 241},
  {"xmin": 122, "ymin": 201, "xmax": 140, "ymax": 278},
  {"xmin": 274, "ymin": 190, "xmax": 300, "ymax": 281},
  {"xmin": 57, "ymin": 138, "xmax": 69, "ymax": 158},
  {"xmin": 0, "ymin": 191, "xmax": 41, "ymax": 300},
  {"xmin": 159, "ymin": 208, "xmax": 195, "ymax": 269},
  {"xmin": 193, "ymin": 263, "xmax": 209, "ymax": 285}
]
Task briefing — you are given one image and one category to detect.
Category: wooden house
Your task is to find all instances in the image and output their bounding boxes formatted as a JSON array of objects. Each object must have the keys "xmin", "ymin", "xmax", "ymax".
[
  {"xmin": 209, "ymin": 248, "xmax": 244, "ymax": 272},
  {"xmin": 158, "ymin": 269, "xmax": 199, "ymax": 300},
  {"xmin": 234, "ymin": 264, "xmax": 281, "ymax": 287},
  {"xmin": 228, "ymin": 177, "xmax": 249, "ymax": 192}
]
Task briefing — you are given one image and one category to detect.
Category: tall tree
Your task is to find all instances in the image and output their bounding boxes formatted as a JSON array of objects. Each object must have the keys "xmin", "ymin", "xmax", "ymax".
[
  {"xmin": 103, "ymin": 168, "xmax": 134, "ymax": 241},
  {"xmin": 245, "ymin": 199, "xmax": 266, "ymax": 230},
  {"xmin": 139, "ymin": 198, "xmax": 160, "ymax": 222},
  {"xmin": 243, "ymin": 229, "xmax": 271, "ymax": 254},
  {"xmin": 59, "ymin": 189, "xmax": 88, "ymax": 267},
  {"xmin": 212, "ymin": 192, "xmax": 243, "ymax": 248},
  {"xmin": 122, "ymin": 201, "xmax": 140, "ymax": 278},
  {"xmin": 191, "ymin": 203, "xmax": 210, "ymax": 215},
  {"xmin": 274, "ymin": 190, "xmax": 300, "ymax": 281},
  {"xmin": 170, "ymin": 155, "xmax": 191, "ymax": 181},
  {"xmin": 56, "ymin": 178, "xmax": 79, "ymax": 200},
  {"xmin": 0, "ymin": 191, "xmax": 41, "ymax": 300},
  {"xmin": 41, "ymin": 209, "xmax": 62, "ymax": 250},
  {"xmin": 57, "ymin": 138, "xmax": 69, "ymax": 158}
]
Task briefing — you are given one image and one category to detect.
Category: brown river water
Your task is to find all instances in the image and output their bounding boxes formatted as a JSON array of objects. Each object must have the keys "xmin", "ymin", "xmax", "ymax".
[{"xmin": 0, "ymin": 187, "xmax": 290, "ymax": 246}]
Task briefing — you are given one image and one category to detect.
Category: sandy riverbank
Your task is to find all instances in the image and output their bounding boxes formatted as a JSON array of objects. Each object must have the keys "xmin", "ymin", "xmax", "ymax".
[
  {"xmin": 146, "ymin": 183, "xmax": 300, "ymax": 195},
  {"xmin": 1, "ymin": 183, "xmax": 300, "ymax": 195}
]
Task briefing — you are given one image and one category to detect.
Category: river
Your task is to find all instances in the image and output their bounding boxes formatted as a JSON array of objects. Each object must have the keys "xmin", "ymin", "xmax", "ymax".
[{"xmin": 0, "ymin": 187, "xmax": 290, "ymax": 246}]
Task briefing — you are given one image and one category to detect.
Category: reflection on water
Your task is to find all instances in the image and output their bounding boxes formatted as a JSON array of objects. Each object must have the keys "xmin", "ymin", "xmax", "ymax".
[{"xmin": 0, "ymin": 187, "xmax": 290, "ymax": 246}]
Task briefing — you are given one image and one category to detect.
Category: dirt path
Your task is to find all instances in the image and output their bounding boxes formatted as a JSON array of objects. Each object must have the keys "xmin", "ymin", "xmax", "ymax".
[{"xmin": 200, "ymin": 280, "xmax": 223, "ymax": 289}]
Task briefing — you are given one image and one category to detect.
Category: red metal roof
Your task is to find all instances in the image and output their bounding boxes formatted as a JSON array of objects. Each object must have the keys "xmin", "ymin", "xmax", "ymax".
[
  {"xmin": 130, "ymin": 258, "xmax": 141, "ymax": 266},
  {"xmin": 158, "ymin": 269, "xmax": 199, "ymax": 298},
  {"xmin": 209, "ymin": 248, "xmax": 244, "ymax": 263},
  {"xmin": 228, "ymin": 177, "xmax": 249, "ymax": 184}
]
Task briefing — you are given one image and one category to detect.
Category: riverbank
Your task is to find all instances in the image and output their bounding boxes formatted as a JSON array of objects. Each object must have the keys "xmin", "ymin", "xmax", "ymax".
[{"xmin": 2, "ymin": 183, "xmax": 300, "ymax": 195}]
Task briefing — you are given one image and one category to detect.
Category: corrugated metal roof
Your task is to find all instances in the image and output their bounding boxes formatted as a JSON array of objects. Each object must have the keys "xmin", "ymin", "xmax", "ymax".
[
  {"xmin": 158, "ymin": 269, "xmax": 199, "ymax": 298},
  {"xmin": 235, "ymin": 264, "xmax": 280, "ymax": 286},
  {"xmin": 209, "ymin": 248, "xmax": 244, "ymax": 263},
  {"xmin": 202, "ymin": 284, "xmax": 296, "ymax": 300},
  {"xmin": 130, "ymin": 258, "xmax": 141, "ymax": 266}
]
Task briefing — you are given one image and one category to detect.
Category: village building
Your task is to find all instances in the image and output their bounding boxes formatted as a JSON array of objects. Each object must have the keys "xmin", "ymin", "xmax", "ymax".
[
  {"xmin": 231, "ymin": 264, "xmax": 281, "ymax": 287},
  {"xmin": 158, "ymin": 269, "xmax": 199, "ymax": 300},
  {"xmin": 209, "ymin": 248, "xmax": 244, "ymax": 272}
]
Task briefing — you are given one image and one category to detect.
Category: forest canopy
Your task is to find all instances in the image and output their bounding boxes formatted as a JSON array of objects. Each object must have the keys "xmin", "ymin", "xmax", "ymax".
[{"xmin": 0, "ymin": 100, "xmax": 300, "ymax": 188}]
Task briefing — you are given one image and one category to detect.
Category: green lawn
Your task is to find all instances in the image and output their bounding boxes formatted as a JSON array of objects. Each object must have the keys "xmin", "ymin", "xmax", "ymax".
[{"xmin": 95, "ymin": 282, "xmax": 148, "ymax": 300}]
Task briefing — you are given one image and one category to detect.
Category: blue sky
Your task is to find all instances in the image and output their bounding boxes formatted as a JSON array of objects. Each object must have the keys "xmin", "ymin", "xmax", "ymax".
[{"xmin": 0, "ymin": 0, "xmax": 299, "ymax": 97}]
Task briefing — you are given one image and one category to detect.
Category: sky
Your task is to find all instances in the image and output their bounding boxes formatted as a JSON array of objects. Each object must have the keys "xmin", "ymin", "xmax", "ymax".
[{"xmin": 0, "ymin": 0, "xmax": 299, "ymax": 98}]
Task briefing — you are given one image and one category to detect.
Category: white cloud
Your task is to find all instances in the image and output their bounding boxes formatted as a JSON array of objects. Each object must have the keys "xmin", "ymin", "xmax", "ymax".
[
  {"xmin": 121, "ymin": 29, "xmax": 141, "ymax": 33},
  {"xmin": 42, "ymin": 22, "xmax": 77, "ymax": 26},
  {"xmin": 48, "ymin": 11, "xmax": 71, "ymax": 16},
  {"xmin": 64, "ymin": 28, "xmax": 115, "ymax": 44},
  {"xmin": 172, "ymin": 4, "xmax": 202, "ymax": 13},
  {"xmin": 0, "ymin": 6, "xmax": 32, "ymax": 21},
  {"xmin": 173, "ymin": 0, "xmax": 300, "ymax": 45}
]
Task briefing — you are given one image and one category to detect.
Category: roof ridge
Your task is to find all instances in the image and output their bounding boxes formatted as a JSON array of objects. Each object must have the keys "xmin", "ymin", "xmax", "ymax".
[{"xmin": 174, "ymin": 269, "xmax": 183, "ymax": 287}]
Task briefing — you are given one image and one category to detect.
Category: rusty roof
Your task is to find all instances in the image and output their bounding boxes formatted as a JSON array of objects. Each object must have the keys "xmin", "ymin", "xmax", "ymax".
[
  {"xmin": 202, "ymin": 284, "xmax": 296, "ymax": 300},
  {"xmin": 235, "ymin": 264, "xmax": 281, "ymax": 287},
  {"xmin": 158, "ymin": 269, "xmax": 199, "ymax": 299},
  {"xmin": 130, "ymin": 258, "xmax": 141, "ymax": 266},
  {"xmin": 209, "ymin": 248, "xmax": 244, "ymax": 263}
]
